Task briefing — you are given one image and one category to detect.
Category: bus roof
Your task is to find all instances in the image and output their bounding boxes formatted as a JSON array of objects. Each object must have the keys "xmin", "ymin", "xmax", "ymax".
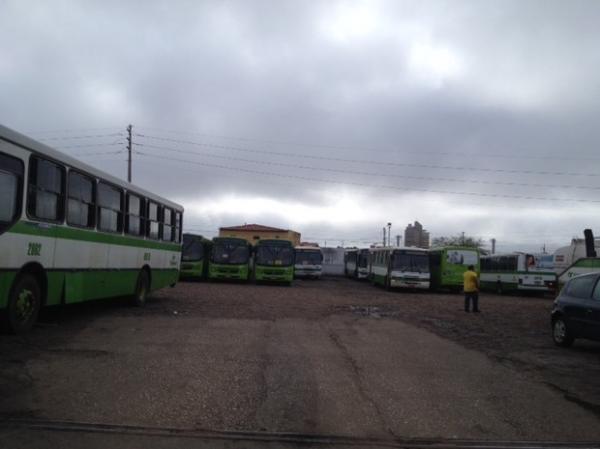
[
  {"xmin": 295, "ymin": 245, "xmax": 322, "ymax": 251},
  {"xmin": 0, "ymin": 123, "xmax": 183, "ymax": 211},
  {"xmin": 256, "ymin": 239, "xmax": 293, "ymax": 246},
  {"xmin": 430, "ymin": 246, "xmax": 479, "ymax": 252},
  {"xmin": 481, "ymin": 252, "xmax": 532, "ymax": 258},
  {"xmin": 370, "ymin": 246, "xmax": 429, "ymax": 253},
  {"xmin": 212, "ymin": 236, "xmax": 249, "ymax": 243}
]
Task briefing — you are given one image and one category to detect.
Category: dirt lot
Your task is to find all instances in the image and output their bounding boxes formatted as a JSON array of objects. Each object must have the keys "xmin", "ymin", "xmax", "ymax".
[{"xmin": 1, "ymin": 277, "xmax": 599, "ymax": 447}]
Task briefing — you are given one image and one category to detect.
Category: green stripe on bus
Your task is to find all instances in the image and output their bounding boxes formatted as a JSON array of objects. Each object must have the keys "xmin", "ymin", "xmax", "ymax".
[
  {"xmin": 570, "ymin": 258, "xmax": 600, "ymax": 268},
  {"xmin": 8, "ymin": 221, "xmax": 181, "ymax": 252},
  {"xmin": 0, "ymin": 268, "xmax": 179, "ymax": 308}
]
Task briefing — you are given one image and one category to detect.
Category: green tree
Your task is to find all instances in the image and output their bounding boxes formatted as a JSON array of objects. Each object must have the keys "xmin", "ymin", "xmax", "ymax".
[{"xmin": 432, "ymin": 234, "xmax": 485, "ymax": 249}]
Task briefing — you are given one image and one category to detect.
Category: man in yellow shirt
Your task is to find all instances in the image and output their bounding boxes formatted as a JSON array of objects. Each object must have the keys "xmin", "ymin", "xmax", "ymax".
[{"xmin": 463, "ymin": 265, "xmax": 480, "ymax": 313}]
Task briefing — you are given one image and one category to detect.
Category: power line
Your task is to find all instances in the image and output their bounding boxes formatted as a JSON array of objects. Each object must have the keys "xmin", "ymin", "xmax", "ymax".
[
  {"xmin": 134, "ymin": 151, "xmax": 600, "ymax": 204},
  {"xmin": 135, "ymin": 126, "xmax": 597, "ymax": 162},
  {"xmin": 54, "ymin": 142, "xmax": 125, "ymax": 150},
  {"xmin": 134, "ymin": 133, "xmax": 600, "ymax": 178},
  {"xmin": 133, "ymin": 142, "xmax": 600, "ymax": 192},
  {"xmin": 28, "ymin": 126, "xmax": 122, "ymax": 135},
  {"xmin": 39, "ymin": 132, "xmax": 124, "ymax": 141},
  {"xmin": 72, "ymin": 150, "xmax": 126, "ymax": 157}
]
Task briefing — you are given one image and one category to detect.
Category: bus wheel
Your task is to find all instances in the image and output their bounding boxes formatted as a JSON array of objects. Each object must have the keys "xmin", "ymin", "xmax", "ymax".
[
  {"xmin": 2, "ymin": 274, "xmax": 41, "ymax": 334},
  {"xmin": 131, "ymin": 270, "xmax": 150, "ymax": 307}
]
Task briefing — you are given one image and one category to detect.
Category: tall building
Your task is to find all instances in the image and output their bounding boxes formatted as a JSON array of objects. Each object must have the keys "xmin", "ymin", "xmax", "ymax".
[
  {"xmin": 404, "ymin": 221, "xmax": 430, "ymax": 248},
  {"xmin": 218, "ymin": 223, "xmax": 301, "ymax": 246}
]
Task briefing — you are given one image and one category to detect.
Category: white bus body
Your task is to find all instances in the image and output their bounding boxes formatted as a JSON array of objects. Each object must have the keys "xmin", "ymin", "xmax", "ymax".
[
  {"xmin": 480, "ymin": 253, "xmax": 557, "ymax": 293},
  {"xmin": 294, "ymin": 246, "xmax": 323, "ymax": 279},
  {"xmin": 356, "ymin": 248, "xmax": 370, "ymax": 279},
  {"xmin": 369, "ymin": 247, "xmax": 430, "ymax": 289},
  {"xmin": 0, "ymin": 124, "xmax": 183, "ymax": 333}
]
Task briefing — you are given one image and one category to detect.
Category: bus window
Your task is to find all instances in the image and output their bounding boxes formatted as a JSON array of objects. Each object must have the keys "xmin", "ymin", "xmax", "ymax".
[
  {"xmin": 174, "ymin": 211, "xmax": 182, "ymax": 243},
  {"xmin": 67, "ymin": 171, "xmax": 95, "ymax": 228},
  {"xmin": 182, "ymin": 235, "xmax": 203, "ymax": 261},
  {"xmin": 126, "ymin": 193, "xmax": 144, "ymax": 236},
  {"xmin": 162, "ymin": 207, "xmax": 173, "ymax": 242},
  {"xmin": 147, "ymin": 201, "xmax": 160, "ymax": 240},
  {"xmin": 27, "ymin": 157, "xmax": 65, "ymax": 222},
  {"xmin": 97, "ymin": 182, "xmax": 123, "ymax": 233},
  {"xmin": 0, "ymin": 153, "xmax": 23, "ymax": 227}
]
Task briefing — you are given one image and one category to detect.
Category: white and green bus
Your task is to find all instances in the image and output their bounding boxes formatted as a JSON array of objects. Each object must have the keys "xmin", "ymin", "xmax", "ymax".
[
  {"xmin": 356, "ymin": 248, "xmax": 370, "ymax": 280},
  {"xmin": 0, "ymin": 124, "xmax": 183, "ymax": 333},
  {"xmin": 294, "ymin": 245, "xmax": 323, "ymax": 279},
  {"xmin": 369, "ymin": 247, "xmax": 430, "ymax": 290},
  {"xmin": 344, "ymin": 248, "xmax": 358, "ymax": 278},
  {"xmin": 480, "ymin": 253, "xmax": 557, "ymax": 294}
]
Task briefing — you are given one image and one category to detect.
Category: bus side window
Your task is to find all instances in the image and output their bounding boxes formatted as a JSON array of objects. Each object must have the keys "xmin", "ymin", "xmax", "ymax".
[
  {"xmin": 97, "ymin": 182, "xmax": 123, "ymax": 233},
  {"xmin": 147, "ymin": 201, "xmax": 160, "ymax": 240},
  {"xmin": 174, "ymin": 211, "xmax": 182, "ymax": 243},
  {"xmin": 0, "ymin": 152, "xmax": 24, "ymax": 233},
  {"xmin": 162, "ymin": 207, "xmax": 173, "ymax": 242},
  {"xmin": 27, "ymin": 156, "xmax": 65, "ymax": 223},
  {"xmin": 67, "ymin": 171, "xmax": 95, "ymax": 228},
  {"xmin": 125, "ymin": 193, "xmax": 144, "ymax": 236}
]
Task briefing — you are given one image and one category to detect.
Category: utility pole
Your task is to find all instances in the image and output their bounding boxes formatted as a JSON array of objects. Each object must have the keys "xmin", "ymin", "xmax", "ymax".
[
  {"xmin": 461, "ymin": 231, "xmax": 465, "ymax": 245},
  {"xmin": 382, "ymin": 227, "xmax": 386, "ymax": 247},
  {"xmin": 126, "ymin": 124, "xmax": 133, "ymax": 183},
  {"xmin": 491, "ymin": 238, "xmax": 496, "ymax": 254}
]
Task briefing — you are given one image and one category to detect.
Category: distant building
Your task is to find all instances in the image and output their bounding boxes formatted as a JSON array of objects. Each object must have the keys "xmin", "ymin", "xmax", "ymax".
[
  {"xmin": 404, "ymin": 221, "xmax": 430, "ymax": 248},
  {"xmin": 218, "ymin": 223, "xmax": 301, "ymax": 246}
]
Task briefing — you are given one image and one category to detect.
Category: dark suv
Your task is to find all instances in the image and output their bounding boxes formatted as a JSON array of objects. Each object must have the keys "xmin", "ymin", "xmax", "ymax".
[{"xmin": 551, "ymin": 272, "xmax": 600, "ymax": 347}]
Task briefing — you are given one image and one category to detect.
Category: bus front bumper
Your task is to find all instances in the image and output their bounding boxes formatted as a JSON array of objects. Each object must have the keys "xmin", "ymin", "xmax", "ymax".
[{"xmin": 390, "ymin": 278, "xmax": 430, "ymax": 289}]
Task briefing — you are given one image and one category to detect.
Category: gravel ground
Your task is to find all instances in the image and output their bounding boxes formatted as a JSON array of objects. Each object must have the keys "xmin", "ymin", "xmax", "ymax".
[
  {"xmin": 144, "ymin": 277, "xmax": 600, "ymax": 415},
  {"xmin": 1, "ymin": 276, "xmax": 599, "ymax": 445}
]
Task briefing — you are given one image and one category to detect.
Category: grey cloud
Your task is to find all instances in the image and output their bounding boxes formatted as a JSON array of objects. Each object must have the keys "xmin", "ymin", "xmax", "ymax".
[{"xmin": 1, "ymin": 0, "xmax": 599, "ymax": 250}]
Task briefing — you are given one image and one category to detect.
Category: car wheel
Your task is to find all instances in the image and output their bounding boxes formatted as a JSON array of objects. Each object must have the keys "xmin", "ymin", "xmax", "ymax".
[
  {"xmin": 1, "ymin": 274, "xmax": 42, "ymax": 334},
  {"xmin": 552, "ymin": 317, "xmax": 574, "ymax": 347}
]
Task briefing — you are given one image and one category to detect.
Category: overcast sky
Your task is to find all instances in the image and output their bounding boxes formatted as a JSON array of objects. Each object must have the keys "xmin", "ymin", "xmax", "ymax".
[{"xmin": 1, "ymin": 0, "xmax": 599, "ymax": 251}]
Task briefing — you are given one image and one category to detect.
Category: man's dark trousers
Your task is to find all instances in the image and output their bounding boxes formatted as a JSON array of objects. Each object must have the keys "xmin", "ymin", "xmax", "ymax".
[{"xmin": 465, "ymin": 292, "xmax": 479, "ymax": 312}]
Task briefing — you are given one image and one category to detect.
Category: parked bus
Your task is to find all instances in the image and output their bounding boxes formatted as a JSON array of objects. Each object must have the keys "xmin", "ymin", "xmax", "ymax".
[
  {"xmin": 294, "ymin": 246, "xmax": 323, "ymax": 279},
  {"xmin": 429, "ymin": 246, "xmax": 480, "ymax": 291},
  {"xmin": 480, "ymin": 253, "xmax": 557, "ymax": 294},
  {"xmin": 180, "ymin": 233, "xmax": 212, "ymax": 280},
  {"xmin": 357, "ymin": 248, "xmax": 370, "ymax": 279},
  {"xmin": 556, "ymin": 257, "xmax": 600, "ymax": 289},
  {"xmin": 369, "ymin": 247, "xmax": 430, "ymax": 290},
  {"xmin": 208, "ymin": 237, "xmax": 252, "ymax": 281},
  {"xmin": 344, "ymin": 248, "xmax": 358, "ymax": 278},
  {"xmin": 254, "ymin": 239, "xmax": 295, "ymax": 284},
  {"xmin": 0, "ymin": 124, "xmax": 183, "ymax": 333}
]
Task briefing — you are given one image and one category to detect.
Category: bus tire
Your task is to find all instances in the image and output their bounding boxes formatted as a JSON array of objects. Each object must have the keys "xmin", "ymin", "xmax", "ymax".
[
  {"xmin": 131, "ymin": 269, "xmax": 150, "ymax": 307},
  {"xmin": 1, "ymin": 274, "xmax": 42, "ymax": 334}
]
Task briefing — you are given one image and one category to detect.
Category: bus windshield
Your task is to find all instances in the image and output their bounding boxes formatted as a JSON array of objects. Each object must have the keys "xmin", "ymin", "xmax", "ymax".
[
  {"xmin": 295, "ymin": 250, "xmax": 322, "ymax": 265},
  {"xmin": 257, "ymin": 245, "xmax": 294, "ymax": 266},
  {"xmin": 212, "ymin": 241, "xmax": 249, "ymax": 264},
  {"xmin": 358, "ymin": 251, "xmax": 369, "ymax": 268},
  {"xmin": 392, "ymin": 252, "xmax": 429, "ymax": 272},
  {"xmin": 182, "ymin": 236, "xmax": 204, "ymax": 262}
]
